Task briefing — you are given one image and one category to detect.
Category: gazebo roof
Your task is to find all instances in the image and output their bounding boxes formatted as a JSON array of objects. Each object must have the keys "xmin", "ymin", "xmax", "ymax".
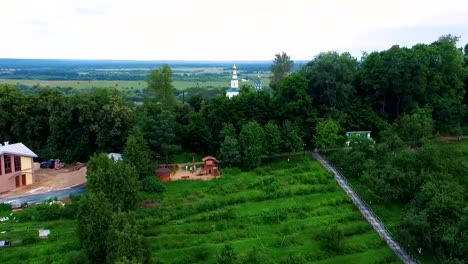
[
  {"xmin": 202, "ymin": 156, "xmax": 218, "ymax": 162},
  {"xmin": 156, "ymin": 167, "xmax": 171, "ymax": 174}
]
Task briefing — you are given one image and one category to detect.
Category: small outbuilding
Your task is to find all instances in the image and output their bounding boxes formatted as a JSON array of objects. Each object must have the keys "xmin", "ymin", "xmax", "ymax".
[
  {"xmin": 156, "ymin": 167, "xmax": 171, "ymax": 182},
  {"xmin": 38, "ymin": 229, "xmax": 50, "ymax": 239},
  {"xmin": 107, "ymin": 153, "xmax": 123, "ymax": 161},
  {"xmin": 345, "ymin": 131, "xmax": 372, "ymax": 146},
  {"xmin": 202, "ymin": 156, "xmax": 220, "ymax": 176}
]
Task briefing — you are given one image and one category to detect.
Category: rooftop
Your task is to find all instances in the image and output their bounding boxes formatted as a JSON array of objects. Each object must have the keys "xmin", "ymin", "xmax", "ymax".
[
  {"xmin": 0, "ymin": 142, "xmax": 37, "ymax": 158},
  {"xmin": 226, "ymin": 88, "xmax": 240, "ymax": 93}
]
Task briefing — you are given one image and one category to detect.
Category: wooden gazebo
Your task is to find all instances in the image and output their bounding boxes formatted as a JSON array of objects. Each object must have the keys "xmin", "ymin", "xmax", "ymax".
[
  {"xmin": 156, "ymin": 167, "xmax": 171, "ymax": 182},
  {"xmin": 202, "ymin": 156, "xmax": 220, "ymax": 176}
]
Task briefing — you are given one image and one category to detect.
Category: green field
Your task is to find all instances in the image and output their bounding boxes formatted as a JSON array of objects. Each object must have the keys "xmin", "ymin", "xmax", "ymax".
[
  {"xmin": 0, "ymin": 78, "xmax": 270, "ymax": 92},
  {"xmin": 0, "ymin": 157, "xmax": 399, "ymax": 264},
  {"xmin": 0, "ymin": 79, "xmax": 232, "ymax": 91}
]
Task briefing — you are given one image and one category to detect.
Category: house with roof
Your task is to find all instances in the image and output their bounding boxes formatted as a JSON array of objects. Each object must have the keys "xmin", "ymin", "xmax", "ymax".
[
  {"xmin": 345, "ymin": 131, "xmax": 372, "ymax": 146},
  {"xmin": 0, "ymin": 142, "xmax": 37, "ymax": 193}
]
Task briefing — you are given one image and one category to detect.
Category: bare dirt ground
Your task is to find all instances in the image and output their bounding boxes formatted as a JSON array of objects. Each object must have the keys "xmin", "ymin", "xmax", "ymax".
[
  {"xmin": 0, "ymin": 163, "xmax": 87, "ymax": 199},
  {"xmin": 169, "ymin": 164, "xmax": 220, "ymax": 181}
]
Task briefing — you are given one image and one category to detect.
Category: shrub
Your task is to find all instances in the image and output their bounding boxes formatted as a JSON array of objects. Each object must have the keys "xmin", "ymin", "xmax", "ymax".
[
  {"xmin": 280, "ymin": 254, "xmax": 306, "ymax": 264},
  {"xmin": 14, "ymin": 207, "xmax": 37, "ymax": 221},
  {"xmin": 218, "ymin": 244, "xmax": 238, "ymax": 264},
  {"xmin": 36, "ymin": 203, "xmax": 63, "ymax": 221},
  {"xmin": 196, "ymin": 199, "xmax": 222, "ymax": 213},
  {"xmin": 315, "ymin": 224, "xmax": 344, "ymax": 253},
  {"xmin": 60, "ymin": 240, "xmax": 81, "ymax": 252},
  {"xmin": 142, "ymin": 176, "xmax": 166, "ymax": 193},
  {"xmin": 259, "ymin": 209, "xmax": 287, "ymax": 224},
  {"xmin": 22, "ymin": 235, "xmax": 39, "ymax": 245},
  {"xmin": 0, "ymin": 203, "xmax": 11, "ymax": 212},
  {"xmin": 208, "ymin": 208, "xmax": 236, "ymax": 221},
  {"xmin": 243, "ymin": 247, "xmax": 262, "ymax": 264},
  {"xmin": 65, "ymin": 250, "xmax": 89, "ymax": 264},
  {"xmin": 193, "ymin": 244, "xmax": 211, "ymax": 261},
  {"xmin": 61, "ymin": 202, "xmax": 79, "ymax": 219}
]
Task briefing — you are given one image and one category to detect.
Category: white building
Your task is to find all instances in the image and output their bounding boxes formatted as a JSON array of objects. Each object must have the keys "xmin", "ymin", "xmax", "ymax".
[{"xmin": 226, "ymin": 65, "xmax": 240, "ymax": 98}]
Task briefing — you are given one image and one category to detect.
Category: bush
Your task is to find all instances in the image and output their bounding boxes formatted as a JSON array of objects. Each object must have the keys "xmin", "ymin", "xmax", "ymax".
[
  {"xmin": 36, "ymin": 203, "xmax": 63, "ymax": 221},
  {"xmin": 208, "ymin": 208, "xmax": 236, "ymax": 221},
  {"xmin": 218, "ymin": 244, "xmax": 238, "ymax": 264},
  {"xmin": 315, "ymin": 224, "xmax": 344, "ymax": 253},
  {"xmin": 193, "ymin": 244, "xmax": 211, "ymax": 261},
  {"xmin": 22, "ymin": 235, "xmax": 39, "ymax": 245},
  {"xmin": 142, "ymin": 176, "xmax": 166, "ymax": 193},
  {"xmin": 280, "ymin": 254, "xmax": 306, "ymax": 264},
  {"xmin": 14, "ymin": 207, "xmax": 36, "ymax": 221},
  {"xmin": 65, "ymin": 250, "xmax": 89, "ymax": 264},
  {"xmin": 0, "ymin": 203, "xmax": 11, "ymax": 212},
  {"xmin": 243, "ymin": 247, "xmax": 262, "ymax": 264},
  {"xmin": 61, "ymin": 202, "xmax": 79, "ymax": 219},
  {"xmin": 259, "ymin": 209, "xmax": 287, "ymax": 224}
]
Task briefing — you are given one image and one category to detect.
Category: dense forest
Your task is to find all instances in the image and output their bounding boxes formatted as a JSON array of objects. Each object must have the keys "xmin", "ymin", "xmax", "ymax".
[{"xmin": 1, "ymin": 35, "xmax": 467, "ymax": 263}]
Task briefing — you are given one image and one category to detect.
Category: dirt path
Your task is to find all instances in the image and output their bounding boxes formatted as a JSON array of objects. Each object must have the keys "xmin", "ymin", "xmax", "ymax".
[{"xmin": 0, "ymin": 163, "xmax": 87, "ymax": 199}]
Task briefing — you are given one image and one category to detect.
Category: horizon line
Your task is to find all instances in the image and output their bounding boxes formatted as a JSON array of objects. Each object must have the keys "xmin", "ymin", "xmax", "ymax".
[{"xmin": 0, "ymin": 58, "xmax": 310, "ymax": 62}]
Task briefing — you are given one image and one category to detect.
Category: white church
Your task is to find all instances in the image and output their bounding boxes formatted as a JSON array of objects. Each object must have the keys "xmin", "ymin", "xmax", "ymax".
[{"xmin": 226, "ymin": 65, "xmax": 262, "ymax": 98}]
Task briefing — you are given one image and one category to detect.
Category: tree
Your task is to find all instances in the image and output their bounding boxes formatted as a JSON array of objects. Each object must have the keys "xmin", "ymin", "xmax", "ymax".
[
  {"xmin": 394, "ymin": 107, "xmax": 433, "ymax": 148},
  {"xmin": 47, "ymin": 89, "xmax": 134, "ymax": 162},
  {"xmin": 270, "ymin": 52, "xmax": 294, "ymax": 91},
  {"xmin": 123, "ymin": 127, "xmax": 154, "ymax": 180},
  {"xmin": 273, "ymin": 72, "xmax": 317, "ymax": 144},
  {"xmin": 141, "ymin": 176, "xmax": 166, "ymax": 193},
  {"xmin": 76, "ymin": 192, "xmax": 112, "ymax": 264},
  {"xmin": 221, "ymin": 123, "xmax": 236, "ymax": 141},
  {"xmin": 219, "ymin": 136, "xmax": 241, "ymax": 167},
  {"xmin": 263, "ymin": 121, "xmax": 281, "ymax": 155},
  {"xmin": 239, "ymin": 121, "xmax": 264, "ymax": 169},
  {"xmin": 281, "ymin": 121, "xmax": 303, "ymax": 153},
  {"xmin": 303, "ymin": 51, "xmax": 358, "ymax": 111},
  {"xmin": 87, "ymin": 154, "xmax": 140, "ymax": 212},
  {"xmin": 141, "ymin": 103, "xmax": 180, "ymax": 158},
  {"xmin": 146, "ymin": 64, "xmax": 176, "ymax": 110},
  {"xmin": 313, "ymin": 118, "xmax": 344, "ymax": 149},
  {"xmin": 379, "ymin": 124, "xmax": 405, "ymax": 150},
  {"xmin": 181, "ymin": 109, "xmax": 213, "ymax": 154},
  {"xmin": 106, "ymin": 212, "xmax": 151, "ymax": 264}
]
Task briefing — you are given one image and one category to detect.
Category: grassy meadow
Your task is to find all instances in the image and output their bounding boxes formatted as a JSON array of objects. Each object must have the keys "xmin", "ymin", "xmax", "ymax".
[
  {"xmin": 0, "ymin": 157, "xmax": 399, "ymax": 264},
  {"xmin": 0, "ymin": 79, "xmax": 231, "ymax": 91}
]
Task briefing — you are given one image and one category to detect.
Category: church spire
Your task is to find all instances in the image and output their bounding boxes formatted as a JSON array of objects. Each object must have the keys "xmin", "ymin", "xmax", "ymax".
[
  {"xmin": 230, "ymin": 64, "xmax": 238, "ymax": 89},
  {"xmin": 226, "ymin": 64, "xmax": 240, "ymax": 98},
  {"xmin": 255, "ymin": 71, "xmax": 262, "ymax": 90}
]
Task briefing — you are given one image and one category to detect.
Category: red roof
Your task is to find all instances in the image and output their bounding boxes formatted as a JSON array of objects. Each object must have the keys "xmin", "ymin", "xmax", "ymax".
[
  {"xmin": 156, "ymin": 168, "xmax": 171, "ymax": 174},
  {"xmin": 202, "ymin": 156, "xmax": 218, "ymax": 162}
]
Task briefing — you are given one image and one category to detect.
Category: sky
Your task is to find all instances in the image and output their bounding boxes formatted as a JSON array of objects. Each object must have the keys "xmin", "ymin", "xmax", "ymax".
[{"xmin": 1, "ymin": 0, "xmax": 468, "ymax": 61}]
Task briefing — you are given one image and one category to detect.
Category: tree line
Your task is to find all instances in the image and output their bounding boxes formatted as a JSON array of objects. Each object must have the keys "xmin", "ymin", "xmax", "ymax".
[{"xmin": 1, "ymin": 35, "xmax": 467, "ymax": 165}]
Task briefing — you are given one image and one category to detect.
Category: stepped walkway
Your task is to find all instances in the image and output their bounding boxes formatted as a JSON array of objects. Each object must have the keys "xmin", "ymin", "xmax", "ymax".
[{"xmin": 312, "ymin": 151, "xmax": 418, "ymax": 264}]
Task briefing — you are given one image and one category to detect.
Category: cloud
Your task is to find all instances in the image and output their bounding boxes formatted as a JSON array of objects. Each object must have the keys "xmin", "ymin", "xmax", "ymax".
[{"xmin": 0, "ymin": 0, "xmax": 467, "ymax": 60}]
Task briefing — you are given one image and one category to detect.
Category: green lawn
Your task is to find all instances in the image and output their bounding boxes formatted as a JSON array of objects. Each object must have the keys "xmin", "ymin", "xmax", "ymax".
[{"xmin": 0, "ymin": 157, "xmax": 399, "ymax": 264}]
